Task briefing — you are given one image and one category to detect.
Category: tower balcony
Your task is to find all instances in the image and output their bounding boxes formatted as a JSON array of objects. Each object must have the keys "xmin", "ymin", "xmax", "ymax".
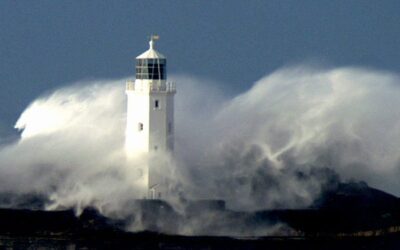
[{"xmin": 126, "ymin": 80, "xmax": 176, "ymax": 93}]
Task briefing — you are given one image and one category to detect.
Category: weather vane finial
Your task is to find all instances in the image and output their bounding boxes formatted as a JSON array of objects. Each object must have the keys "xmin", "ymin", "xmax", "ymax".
[{"xmin": 149, "ymin": 34, "xmax": 159, "ymax": 49}]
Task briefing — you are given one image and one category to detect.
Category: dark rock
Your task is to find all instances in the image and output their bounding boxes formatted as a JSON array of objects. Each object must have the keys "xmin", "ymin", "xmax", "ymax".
[{"xmin": 311, "ymin": 181, "xmax": 400, "ymax": 210}]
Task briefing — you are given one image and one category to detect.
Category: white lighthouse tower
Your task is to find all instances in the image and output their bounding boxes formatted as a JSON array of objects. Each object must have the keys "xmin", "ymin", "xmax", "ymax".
[{"xmin": 125, "ymin": 36, "xmax": 176, "ymax": 199}]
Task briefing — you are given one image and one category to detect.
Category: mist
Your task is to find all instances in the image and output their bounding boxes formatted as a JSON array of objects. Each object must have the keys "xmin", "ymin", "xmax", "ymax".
[
  {"xmin": 175, "ymin": 66, "xmax": 400, "ymax": 210},
  {"xmin": 0, "ymin": 65, "xmax": 400, "ymax": 234}
]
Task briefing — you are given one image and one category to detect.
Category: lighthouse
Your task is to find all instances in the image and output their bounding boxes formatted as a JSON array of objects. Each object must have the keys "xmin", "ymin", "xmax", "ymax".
[{"xmin": 125, "ymin": 36, "xmax": 176, "ymax": 199}]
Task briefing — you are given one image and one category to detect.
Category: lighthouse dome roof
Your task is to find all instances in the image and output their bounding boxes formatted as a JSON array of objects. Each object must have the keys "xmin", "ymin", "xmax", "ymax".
[{"xmin": 136, "ymin": 39, "xmax": 165, "ymax": 59}]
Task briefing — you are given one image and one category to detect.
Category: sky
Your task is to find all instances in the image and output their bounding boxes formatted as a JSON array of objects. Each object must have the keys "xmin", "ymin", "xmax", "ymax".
[{"xmin": 1, "ymin": 0, "xmax": 400, "ymax": 138}]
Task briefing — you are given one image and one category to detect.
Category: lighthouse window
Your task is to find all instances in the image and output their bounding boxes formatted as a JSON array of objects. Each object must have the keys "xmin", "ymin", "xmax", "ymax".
[
  {"xmin": 155, "ymin": 100, "xmax": 159, "ymax": 108},
  {"xmin": 136, "ymin": 59, "xmax": 166, "ymax": 80},
  {"xmin": 138, "ymin": 123, "xmax": 143, "ymax": 131}
]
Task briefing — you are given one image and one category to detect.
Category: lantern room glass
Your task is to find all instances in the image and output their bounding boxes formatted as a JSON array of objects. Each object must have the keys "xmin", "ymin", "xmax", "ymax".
[{"xmin": 136, "ymin": 58, "xmax": 166, "ymax": 80}]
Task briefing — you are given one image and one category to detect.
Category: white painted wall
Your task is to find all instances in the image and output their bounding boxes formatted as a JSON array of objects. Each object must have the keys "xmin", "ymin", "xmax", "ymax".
[{"xmin": 125, "ymin": 78, "xmax": 175, "ymax": 199}]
